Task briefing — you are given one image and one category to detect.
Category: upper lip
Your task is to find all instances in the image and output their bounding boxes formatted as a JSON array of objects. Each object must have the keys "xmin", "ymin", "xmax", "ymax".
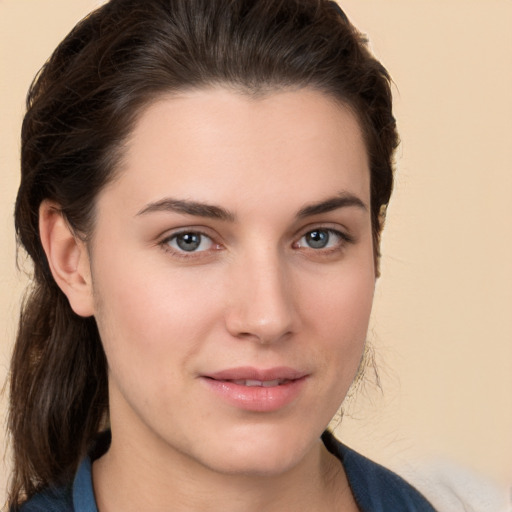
[{"xmin": 204, "ymin": 366, "xmax": 308, "ymax": 382}]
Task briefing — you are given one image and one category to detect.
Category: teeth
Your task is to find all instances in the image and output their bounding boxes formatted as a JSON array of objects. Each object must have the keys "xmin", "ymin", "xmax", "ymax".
[
  {"xmin": 262, "ymin": 379, "xmax": 281, "ymax": 387},
  {"xmin": 245, "ymin": 379, "xmax": 263, "ymax": 387},
  {"xmin": 231, "ymin": 379, "xmax": 284, "ymax": 387}
]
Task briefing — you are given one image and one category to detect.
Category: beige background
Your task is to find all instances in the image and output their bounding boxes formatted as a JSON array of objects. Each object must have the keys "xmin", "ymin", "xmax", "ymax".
[{"xmin": 1, "ymin": 0, "xmax": 511, "ymax": 507}]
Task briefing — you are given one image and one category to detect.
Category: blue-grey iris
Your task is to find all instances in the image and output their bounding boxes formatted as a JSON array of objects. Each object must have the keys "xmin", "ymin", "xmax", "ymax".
[
  {"xmin": 176, "ymin": 233, "xmax": 202, "ymax": 251},
  {"xmin": 306, "ymin": 230, "xmax": 329, "ymax": 249}
]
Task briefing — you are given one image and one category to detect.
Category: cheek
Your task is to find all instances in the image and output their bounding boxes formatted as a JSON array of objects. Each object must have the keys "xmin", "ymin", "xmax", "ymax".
[
  {"xmin": 303, "ymin": 259, "xmax": 374, "ymax": 336},
  {"xmin": 91, "ymin": 256, "xmax": 224, "ymax": 377},
  {"xmin": 300, "ymin": 261, "xmax": 375, "ymax": 386},
  {"xmin": 90, "ymin": 260, "xmax": 227, "ymax": 428}
]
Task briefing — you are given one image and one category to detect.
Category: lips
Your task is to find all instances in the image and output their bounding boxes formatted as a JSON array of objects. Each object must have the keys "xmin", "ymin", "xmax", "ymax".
[{"xmin": 200, "ymin": 367, "xmax": 308, "ymax": 412}]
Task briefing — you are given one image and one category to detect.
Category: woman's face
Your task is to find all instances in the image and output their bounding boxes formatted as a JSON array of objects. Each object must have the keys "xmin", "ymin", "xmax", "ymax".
[{"xmin": 87, "ymin": 87, "xmax": 375, "ymax": 475}]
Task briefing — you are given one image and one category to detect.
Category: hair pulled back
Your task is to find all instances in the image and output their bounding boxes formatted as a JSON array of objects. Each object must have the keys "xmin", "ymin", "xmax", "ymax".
[{"xmin": 8, "ymin": 0, "xmax": 398, "ymax": 506}]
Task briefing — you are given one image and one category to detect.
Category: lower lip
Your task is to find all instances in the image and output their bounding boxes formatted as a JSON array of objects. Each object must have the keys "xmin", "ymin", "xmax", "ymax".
[{"xmin": 201, "ymin": 377, "xmax": 307, "ymax": 412}]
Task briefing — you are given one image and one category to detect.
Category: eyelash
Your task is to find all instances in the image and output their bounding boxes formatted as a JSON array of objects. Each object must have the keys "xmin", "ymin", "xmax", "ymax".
[
  {"xmin": 293, "ymin": 228, "xmax": 354, "ymax": 254},
  {"xmin": 159, "ymin": 227, "xmax": 354, "ymax": 259},
  {"xmin": 160, "ymin": 229, "xmax": 220, "ymax": 260}
]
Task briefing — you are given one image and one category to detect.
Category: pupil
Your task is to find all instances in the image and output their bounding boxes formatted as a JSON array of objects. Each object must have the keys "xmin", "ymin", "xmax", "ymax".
[
  {"xmin": 307, "ymin": 230, "xmax": 328, "ymax": 249},
  {"xmin": 176, "ymin": 233, "xmax": 201, "ymax": 251}
]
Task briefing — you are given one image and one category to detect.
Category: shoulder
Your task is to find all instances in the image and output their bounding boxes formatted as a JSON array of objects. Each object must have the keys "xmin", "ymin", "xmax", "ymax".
[
  {"xmin": 15, "ymin": 452, "xmax": 98, "ymax": 512},
  {"xmin": 16, "ymin": 485, "xmax": 73, "ymax": 512},
  {"xmin": 322, "ymin": 431, "xmax": 438, "ymax": 512},
  {"xmin": 14, "ymin": 433, "xmax": 107, "ymax": 512}
]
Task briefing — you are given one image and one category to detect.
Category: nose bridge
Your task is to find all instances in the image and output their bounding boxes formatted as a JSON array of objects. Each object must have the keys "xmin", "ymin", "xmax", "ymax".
[{"xmin": 225, "ymin": 244, "xmax": 296, "ymax": 343}]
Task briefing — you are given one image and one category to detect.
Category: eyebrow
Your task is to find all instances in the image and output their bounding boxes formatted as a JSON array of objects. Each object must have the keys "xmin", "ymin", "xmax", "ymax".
[
  {"xmin": 296, "ymin": 193, "xmax": 368, "ymax": 218},
  {"xmin": 136, "ymin": 192, "xmax": 367, "ymax": 221},
  {"xmin": 137, "ymin": 198, "xmax": 235, "ymax": 221}
]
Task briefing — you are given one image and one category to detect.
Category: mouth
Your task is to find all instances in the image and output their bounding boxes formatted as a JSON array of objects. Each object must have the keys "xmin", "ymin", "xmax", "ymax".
[{"xmin": 200, "ymin": 367, "xmax": 308, "ymax": 412}]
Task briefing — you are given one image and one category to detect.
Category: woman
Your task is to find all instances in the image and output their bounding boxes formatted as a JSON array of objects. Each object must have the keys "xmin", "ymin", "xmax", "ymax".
[{"xmin": 7, "ymin": 0, "xmax": 436, "ymax": 510}]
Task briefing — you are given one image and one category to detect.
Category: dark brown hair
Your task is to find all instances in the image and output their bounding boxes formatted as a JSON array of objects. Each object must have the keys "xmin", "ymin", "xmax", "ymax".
[{"xmin": 8, "ymin": 0, "xmax": 398, "ymax": 506}]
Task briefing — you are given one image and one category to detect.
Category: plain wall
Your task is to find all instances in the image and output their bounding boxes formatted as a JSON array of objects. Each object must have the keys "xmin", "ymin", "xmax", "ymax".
[{"xmin": 1, "ymin": 0, "xmax": 511, "ymax": 505}]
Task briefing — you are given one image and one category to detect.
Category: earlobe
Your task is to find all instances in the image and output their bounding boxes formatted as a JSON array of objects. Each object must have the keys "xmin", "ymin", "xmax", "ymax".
[{"xmin": 39, "ymin": 200, "xmax": 94, "ymax": 317}]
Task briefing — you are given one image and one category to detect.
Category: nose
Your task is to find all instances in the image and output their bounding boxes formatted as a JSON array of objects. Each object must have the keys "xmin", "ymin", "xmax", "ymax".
[{"xmin": 224, "ymin": 250, "xmax": 297, "ymax": 344}]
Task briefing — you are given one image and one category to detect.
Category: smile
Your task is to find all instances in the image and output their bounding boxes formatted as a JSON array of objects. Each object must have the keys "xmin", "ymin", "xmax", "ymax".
[{"xmin": 201, "ymin": 367, "xmax": 308, "ymax": 412}]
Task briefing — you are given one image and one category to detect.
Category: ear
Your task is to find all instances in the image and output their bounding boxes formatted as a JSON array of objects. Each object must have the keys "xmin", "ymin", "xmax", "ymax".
[{"xmin": 39, "ymin": 200, "xmax": 95, "ymax": 317}]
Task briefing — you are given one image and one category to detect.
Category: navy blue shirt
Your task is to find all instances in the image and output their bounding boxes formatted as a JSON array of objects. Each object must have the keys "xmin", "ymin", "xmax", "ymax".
[{"xmin": 18, "ymin": 432, "xmax": 436, "ymax": 511}]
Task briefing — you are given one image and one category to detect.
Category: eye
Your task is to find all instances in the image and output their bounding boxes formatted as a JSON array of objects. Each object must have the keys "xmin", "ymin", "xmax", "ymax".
[
  {"xmin": 295, "ymin": 228, "xmax": 348, "ymax": 250},
  {"xmin": 165, "ymin": 231, "xmax": 214, "ymax": 253}
]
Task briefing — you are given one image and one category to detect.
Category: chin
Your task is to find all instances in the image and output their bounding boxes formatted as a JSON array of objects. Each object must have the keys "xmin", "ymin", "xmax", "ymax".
[{"xmin": 195, "ymin": 424, "xmax": 319, "ymax": 477}]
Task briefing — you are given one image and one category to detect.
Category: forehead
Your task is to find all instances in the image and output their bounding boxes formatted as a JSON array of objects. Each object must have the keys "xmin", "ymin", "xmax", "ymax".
[{"xmin": 99, "ymin": 87, "xmax": 370, "ymax": 217}]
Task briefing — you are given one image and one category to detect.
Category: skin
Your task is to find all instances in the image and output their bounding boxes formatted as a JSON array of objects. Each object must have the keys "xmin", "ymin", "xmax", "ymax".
[{"xmin": 42, "ymin": 87, "xmax": 374, "ymax": 511}]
